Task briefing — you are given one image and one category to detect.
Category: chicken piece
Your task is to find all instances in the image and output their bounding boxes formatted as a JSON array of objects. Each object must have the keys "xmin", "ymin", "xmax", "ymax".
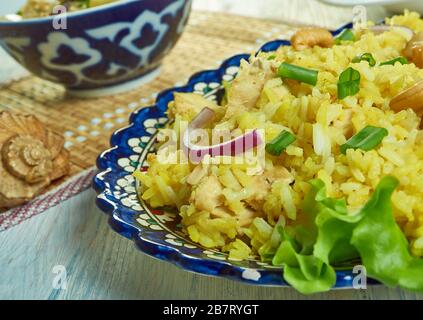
[
  {"xmin": 264, "ymin": 165, "xmax": 293, "ymax": 184},
  {"xmin": 246, "ymin": 166, "xmax": 293, "ymax": 210},
  {"xmin": 245, "ymin": 176, "xmax": 270, "ymax": 211},
  {"xmin": 191, "ymin": 175, "xmax": 224, "ymax": 213},
  {"xmin": 223, "ymin": 58, "xmax": 274, "ymax": 120},
  {"xmin": 212, "ymin": 206, "xmax": 235, "ymax": 219},
  {"xmin": 167, "ymin": 92, "xmax": 222, "ymax": 121},
  {"xmin": 238, "ymin": 207, "xmax": 259, "ymax": 227},
  {"xmin": 333, "ymin": 109, "xmax": 353, "ymax": 137}
]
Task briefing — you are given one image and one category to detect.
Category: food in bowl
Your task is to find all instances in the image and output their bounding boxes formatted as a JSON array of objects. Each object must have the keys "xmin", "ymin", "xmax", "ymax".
[
  {"xmin": 19, "ymin": 0, "xmax": 118, "ymax": 18},
  {"xmin": 0, "ymin": 0, "xmax": 192, "ymax": 97},
  {"xmin": 134, "ymin": 10, "xmax": 423, "ymax": 294}
]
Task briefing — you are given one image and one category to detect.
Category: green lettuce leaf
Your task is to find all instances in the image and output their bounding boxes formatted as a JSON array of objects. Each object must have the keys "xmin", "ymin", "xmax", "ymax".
[
  {"xmin": 272, "ymin": 227, "xmax": 336, "ymax": 294},
  {"xmin": 351, "ymin": 176, "xmax": 423, "ymax": 291},
  {"xmin": 271, "ymin": 181, "xmax": 337, "ymax": 294},
  {"xmin": 399, "ymin": 259, "xmax": 423, "ymax": 291},
  {"xmin": 314, "ymin": 211, "xmax": 359, "ymax": 264},
  {"xmin": 269, "ymin": 175, "xmax": 423, "ymax": 294},
  {"xmin": 310, "ymin": 179, "xmax": 359, "ymax": 265}
]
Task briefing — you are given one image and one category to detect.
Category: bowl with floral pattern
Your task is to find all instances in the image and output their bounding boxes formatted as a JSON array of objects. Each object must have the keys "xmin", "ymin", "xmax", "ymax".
[
  {"xmin": 0, "ymin": 0, "xmax": 192, "ymax": 98},
  {"xmin": 93, "ymin": 22, "xmax": 380, "ymax": 288}
]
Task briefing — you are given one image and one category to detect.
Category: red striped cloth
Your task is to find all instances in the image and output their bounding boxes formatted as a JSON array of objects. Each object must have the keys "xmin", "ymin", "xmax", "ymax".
[{"xmin": 0, "ymin": 168, "xmax": 96, "ymax": 232}]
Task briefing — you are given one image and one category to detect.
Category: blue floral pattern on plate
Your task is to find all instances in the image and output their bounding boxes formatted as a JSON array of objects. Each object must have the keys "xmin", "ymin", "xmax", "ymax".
[{"xmin": 93, "ymin": 22, "xmax": 379, "ymax": 288}]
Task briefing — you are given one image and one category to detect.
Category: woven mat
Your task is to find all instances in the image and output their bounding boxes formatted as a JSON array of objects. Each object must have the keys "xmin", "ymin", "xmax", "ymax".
[{"xmin": 0, "ymin": 11, "xmax": 298, "ymax": 230}]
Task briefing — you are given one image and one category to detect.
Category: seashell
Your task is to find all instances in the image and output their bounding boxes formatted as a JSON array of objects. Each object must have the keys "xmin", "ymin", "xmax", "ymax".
[
  {"xmin": 2, "ymin": 135, "xmax": 53, "ymax": 183},
  {"xmin": 0, "ymin": 111, "xmax": 70, "ymax": 209},
  {"xmin": 51, "ymin": 149, "xmax": 70, "ymax": 181}
]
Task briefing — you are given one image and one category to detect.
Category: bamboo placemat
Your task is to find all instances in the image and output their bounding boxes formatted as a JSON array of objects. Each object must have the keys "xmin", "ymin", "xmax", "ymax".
[{"xmin": 0, "ymin": 11, "xmax": 298, "ymax": 212}]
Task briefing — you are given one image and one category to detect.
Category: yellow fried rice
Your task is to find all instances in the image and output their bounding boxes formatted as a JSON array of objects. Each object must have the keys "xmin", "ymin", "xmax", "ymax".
[{"xmin": 136, "ymin": 10, "xmax": 423, "ymax": 260}]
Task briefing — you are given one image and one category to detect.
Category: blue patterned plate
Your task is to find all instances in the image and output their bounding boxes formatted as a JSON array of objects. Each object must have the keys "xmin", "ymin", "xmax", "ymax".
[{"xmin": 93, "ymin": 22, "xmax": 378, "ymax": 288}]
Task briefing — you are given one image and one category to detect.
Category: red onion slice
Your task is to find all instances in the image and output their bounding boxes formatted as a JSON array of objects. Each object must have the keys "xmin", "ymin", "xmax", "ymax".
[
  {"xmin": 369, "ymin": 25, "xmax": 414, "ymax": 41},
  {"xmin": 182, "ymin": 108, "xmax": 264, "ymax": 163}
]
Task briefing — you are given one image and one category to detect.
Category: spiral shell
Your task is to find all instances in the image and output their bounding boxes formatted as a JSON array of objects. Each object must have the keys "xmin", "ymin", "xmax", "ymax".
[
  {"xmin": 2, "ymin": 135, "xmax": 53, "ymax": 183},
  {"xmin": 0, "ymin": 112, "xmax": 70, "ymax": 209}
]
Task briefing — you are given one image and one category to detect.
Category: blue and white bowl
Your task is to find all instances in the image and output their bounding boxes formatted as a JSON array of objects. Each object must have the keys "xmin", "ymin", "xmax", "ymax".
[{"xmin": 0, "ymin": 0, "xmax": 192, "ymax": 97}]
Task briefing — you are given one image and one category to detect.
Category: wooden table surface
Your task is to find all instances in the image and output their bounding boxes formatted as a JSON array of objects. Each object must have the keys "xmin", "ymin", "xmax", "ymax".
[{"xmin": 1, "ymin": 0, "xmax": 422, "ymax": 300}]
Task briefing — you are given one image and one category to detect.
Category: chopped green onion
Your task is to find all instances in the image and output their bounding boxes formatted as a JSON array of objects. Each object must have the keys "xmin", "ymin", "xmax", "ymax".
[
  {"xmin": 379, "ymin": 56, "xmax": 408, "ymax": 66},
  {"xmin": 337, "ymin": 67, "xmax": 361, "ymax": 99},
  {"xmin": 334, "ymin": 29, "xmax": 356, "ymax": 44},
  {"xmin": 266, "ymin": 130, "xmax": 296, "ymax": 156},
  {"xmin": 278, "ymin": 62, "xmax": 318, "ymax": 86},
  {"xmin": 352, "ymin": 53, "xmax": 376, "ymax": 67},
  {"xmin": 267, "ymin": 55, "xmax": 277, "ymax": 60},
  {"xmin": 340, "ymin": 126, "xmax": 388, "ymax": 154}
]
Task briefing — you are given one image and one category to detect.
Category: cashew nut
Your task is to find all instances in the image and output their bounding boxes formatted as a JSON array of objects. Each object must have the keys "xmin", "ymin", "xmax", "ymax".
[
  {"xmin": 390, "ymin": 79, "xmax": 423, "ymax": 113},
  {"xmin": 291, "ymin": 28, "xmax": 334, "ymax": 51},
  {"xmin": 404, "ymin": 31, "xmax": 423, "ymax": 68}
]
